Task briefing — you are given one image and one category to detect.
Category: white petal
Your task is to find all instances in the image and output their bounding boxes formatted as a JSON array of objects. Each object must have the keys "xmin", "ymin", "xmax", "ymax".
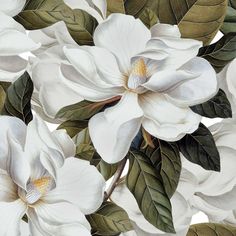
[
  {"xmin": 165, "ymin": 57, "xmax": 218, "ymax": 106},
  {"xmin": 29, "ymin": 21, "xmax": 76, "ymax": 53},
  {"xmin": 89, "ymin": 92, "xmax": 143, "ymax": 163},
  {"xmin": 94, "ymin": 13, "xmax": 151, "ymax": 74},
  {"xmin": 60, "ymin": 63, "xmax": 123, "ymax": 102},
  {"xmin": 146, "ymin": 37, "xmax": 202, "ymax": 70},
  {"xmin": 0, "ymin": 29, "xmax": 40, "ymax": 56},
  {"xmin": 196, "ymin": 146, "xmax": 236, "ymax": 196},
  {"xmin": 151, "ymin": 24, "xmax": 181, "ymax": 38},
  {"xmin": 7, "ymin": 134, "xmax": 30, "ymax": 190},
  {"xmin": 38, "ymin": 82, "xmax": 83, "ymax": 118},
  {"xmin": 28, "ymin": 201, "xmax": 91, "ymax": 236},
  {"xmin": 0, "ymin": 170, "xmax": 18, "ymax": 202},
  {"xmin": 44, "ymin": 158, "xmax": 105, "ymax": 215},
  {"xmin": 92, "ymin": 0, "xmax": 107, "ymax": 18},
  {"xmin": 0, "ymin": 12, "xmax": 25, "ymax": 32},
  {"xmin": 51, "ymin": 129, "xmax": 76, "ymax": 158},
  {"xmin": 82, "ymin": 46, "xmax": 124, "ymax": 87},
  {"xmin": 0, "ymin": 55, "xmax": 27, "ymax": 82},
  {"xmin": 0, "ymin": 0, "xmax": 26, "ymax": 16},
  {"xmin": 0, "ymin": 116, "xmax": 26, "ymax": 170},
  {"xmin": 63, "ymin": 46, "xmax": 116, "ymax": 88},
  {"xmin": 139, "ymin": 92, "xmax": 201, "ymax": 141},
  {"xmin": 64, "ymin": 0, "xmax": 104, "ymax": 23},
  {"xmin": 0, "ymin": 199, "xmax": 27, "ymax": 236}
]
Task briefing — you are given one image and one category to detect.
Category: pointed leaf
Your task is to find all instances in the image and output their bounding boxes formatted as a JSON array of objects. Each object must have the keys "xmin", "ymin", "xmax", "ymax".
[
  {"xmin": 187, "ymin": 223, "xmax": 236, "ymax": 236},
  {"xmin": 191, "ymin": 89, "xmax": 232, "ymax": 118},
  {"xmin": 0, "ymin": 86, "xmax": 6, "ymax": 112},
  {"xmin": 1, "ymin": 72, "xmax": 33, "ymax": 125},
  {"xmin": 57, "ymin": 120, "xmax": 88, "ymax": 138},
  {"xmin": 97, "ymin": 160, "xmax": 119, "ymax": 181},
  {"xmin": 56, "ymin": 100, "xmax": 110, "ymax": 121},
  {"xmin": 221, "ymin": 1, "xmax": 236, "ymax": 34},
  {"xmin": 87, "ymin": 201, "xmax": 133, "ymax": 235},
  {"xmin": 178, "ymin": 123, "xmax": 220, "ymax": 171},
  {"xmin": 139, "ymin": 8, "xmax": 158, "ymax": 28},
  {"xmin": 145, "ymin": 140, "xmax": 181, "ymax": 198},
  {"xmin": 15, "ymin": 0, "xmax": 96, "ymax": 45},
  {"xmin": 198, "ymin": 33, "xmax": 236, "ymax": 72},
  {"xmin": 126, "ymin": 150, "xmax": 175, "ymax": 233},
  {"xmin": 107, "ymin": 0, "xmax": 125, "ymax": 15}
]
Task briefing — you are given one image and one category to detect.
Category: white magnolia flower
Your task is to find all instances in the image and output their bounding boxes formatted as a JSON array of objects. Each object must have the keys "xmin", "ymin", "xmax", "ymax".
[
  {"xmin": 64, "ymin": 0, "xmax": 107, "ymax": 23},
  {"xmin": 218, "ymin": 58, "xmax": 236, "ymax": 116},
  {"xmin": 0, "ymin": 1, "xmax": 40, "ymax": 82},
  {"xmin": 111, "ymin": 167, "xmax": 197, "ymax": 236},
  {"xmin": 51, "ymin": 13, "xmax": 217, "ymax": 164},
  {"xmin": 182, "ymin": 119, "xmax": 236, "ymax": 225},
  {"xmin": 0, "ymin": 0, "xmax": 26, "ymax": 17},
  {"xmin": 0, "ymin": 115, "xmax": 105, "ymax": 236}
]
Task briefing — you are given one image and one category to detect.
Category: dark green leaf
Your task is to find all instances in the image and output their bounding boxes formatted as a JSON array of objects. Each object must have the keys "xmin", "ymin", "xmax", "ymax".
[
  {"xmin": 107, "ymin": 0, "xmax": 125, "ymax": 15},
  {"xmin": 56, "ymin": 100, "xmax": 106, "ymax": 121},
  {"xmin": 178, "ymin": 123, "xmax": 220, "ymax": 171},
  {"xmin": 0, "ymin": 86, "xmax": 6, "ymax": 112},
  {"xmin": 1, "ymin": 72, "xmax": 33, "ymax": 125},
  {"xmin": 145, "ymin": 140, "xmax": 181, "ymax": 198},
  {"xmin": 87, "ymin": 201, "xmax": 133, "ymax": 235},
  {"xmin": 15, "ymin": 0, "xmax": 96, "ymax": 45},
  {"xmin": 221, "ymin": 0, "xmax": 236, "ymax": 34},
  {"xmin": 0, "ymin": 82, "xmax": 11, "ymax": 92},
  {"xmin": 198, "ymin": 33, "xmax": 236, "ymax": 72},
  {"xmin": 57, "ymin": 120, "xmax": 88, "ymax": 138},
  {"xmin": 139, "ymin": 8, "xmax": 158, "ymax": 28},
  {"xmin": 187, "ymin": 223, "xmax": 236, "ymax": 236},
  {"xmin": 191, "ymin": 89, "xmax": 232, "ymax": 118},
  {"xmin": 97, "ymin": 160, "xmax": 119, "ymax": 181},
  {"xmin": 126, "ymin": 150, "xmax": 175, "ymax": 233}
]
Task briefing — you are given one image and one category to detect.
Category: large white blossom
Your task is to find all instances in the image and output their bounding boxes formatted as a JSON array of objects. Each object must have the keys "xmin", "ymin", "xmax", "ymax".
[
  {"xmin": 0, "ymin": 115, "xmax": 105, "ymax": 236},
  {"xmin": 44, "ymin": 13, "xmax": 216, "ymax": 164},
  {"xmin": 218, "ymin": 58, "xmax": 236, "ymax": 116},
  {"xmin": 0, "ymin": 1, "xmax": 40, "ymax": 82}
]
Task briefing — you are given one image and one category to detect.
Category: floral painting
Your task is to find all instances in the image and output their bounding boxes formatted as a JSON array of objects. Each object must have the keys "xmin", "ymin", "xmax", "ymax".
[{"xmin": 1, "ymin": 0, "xmax": 236, "ymax": 235}]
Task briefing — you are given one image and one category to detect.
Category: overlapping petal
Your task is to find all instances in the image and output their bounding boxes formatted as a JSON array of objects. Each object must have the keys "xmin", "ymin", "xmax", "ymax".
[
  {"xmin": 139, "ymin": 92, "xmax": 201, "ymax": 141},
  {"xmin": 0, "ymin": 0, "xmax": 26, "ymax": 17},
  {"xmin": 94, "ymin": 13, "xmax": 151, "ymax": 74},
  {"xmin": 89, "ymin": 92, "xmax": 143, "ymax": 163}
]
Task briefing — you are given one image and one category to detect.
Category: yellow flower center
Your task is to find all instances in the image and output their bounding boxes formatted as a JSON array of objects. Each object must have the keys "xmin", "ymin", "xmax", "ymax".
[
  {"xmin": 127, "ymin": 58, "xmax": 148, "ymax": 90},
  {"xmin": 25, "ymin": 177, "xmax": 53, "ymax": 205}
]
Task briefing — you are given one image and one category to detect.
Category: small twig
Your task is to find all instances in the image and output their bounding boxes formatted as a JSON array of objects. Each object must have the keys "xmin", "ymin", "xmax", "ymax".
[{"xmin": 104, "ymin": 157, "xmax": 127, "ymax": 201}]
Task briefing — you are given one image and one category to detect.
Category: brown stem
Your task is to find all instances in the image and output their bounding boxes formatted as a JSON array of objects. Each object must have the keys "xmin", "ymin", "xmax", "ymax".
[{"xmin": 104, "ymin": 157, "xmax": 127, "ymax": 201}]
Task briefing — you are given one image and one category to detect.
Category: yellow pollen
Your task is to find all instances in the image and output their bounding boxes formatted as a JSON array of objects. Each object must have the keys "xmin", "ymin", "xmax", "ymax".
[
  {"xmin": 131, "ymin": 59, "xmax": 147, "ymax": 77},
  {"xmin": 33, "ymin": 177, "xmax": 51, "ymax": 195}
]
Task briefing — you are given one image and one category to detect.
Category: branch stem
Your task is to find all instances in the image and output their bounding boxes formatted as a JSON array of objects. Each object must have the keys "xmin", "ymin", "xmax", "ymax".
[{"xmin": 104, "ymin": 157, "xmax": 127, "ymax": 201}]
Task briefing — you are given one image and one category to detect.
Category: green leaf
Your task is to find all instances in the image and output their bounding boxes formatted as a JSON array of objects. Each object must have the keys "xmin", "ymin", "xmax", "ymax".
[
  {"xmin": 126, "ymin": 150, "xmax": 175, "ymax": 233},
  {"xmin": 187, "ymin": 223, "xmax": 236, "ymax": 236},
  {"xmin": 74, "ymin": 128, "xmax": 95, "ymax": 161},
  {"xmin": 221, "ymin": 1, "xmax": 236, "ymax": 34},
  {"xmin": 198, "ymin": 33, "xmax": 236, "ymax": 72},
  {"xmin": 87, "ymin": 201, "xmax": 133, "ymax": 235},
  {"xmin": 0, "ymin": 86, "xmax": 6, "ymax": 112},
  {"xmin": 139, "ymin": 8, "xmax": 158, "ymax": 28},
  {"xmin": 191, "ymin": 89, "xmax": 232, "ymax": 118},
  {"xmin": 15, "ymin": 0, "xmax": 96, "ymax": 45},
  {"xmin": 57, "ymin": 120, "xmax": 88, "ymax": 138},
  {"xmin": 145, "ymin": 140, "xmax": 181, "ymax": 198},
  {"xmin": 158, "ymin": 0, "xmax": 227, "ymax": 45},
  {"xmin": 126, "ymin": 0, "xmax": 227, "ymax": 45},
  {"xmin": 97, "ymin": 160, "xmax": 119, "ymax": 181},
  {"xmin": 56, "ymin": 100, "xmax": 106, "ymax": 121},
  {"xmin": 107, "ymin": 0, "xmax": 125, "ymax": 15},
  {"xmin": 178, "ymin": 123, "xmax": 220, "ymax": 171},
  {"xmin": 0, "ymin": 82, "xmax": 11, "ymax": 92},
  {"xmin": 1, "ymin": 72, "xmax": 33, "ymax": 125}
]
